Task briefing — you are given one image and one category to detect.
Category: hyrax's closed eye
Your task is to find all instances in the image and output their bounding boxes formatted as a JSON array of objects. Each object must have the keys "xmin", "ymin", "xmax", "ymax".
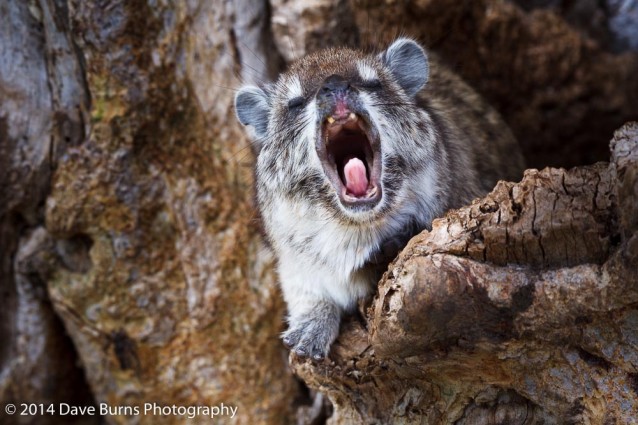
[
  {"xmin": 358, "ymin": 78, "xmax": 382, "ymax": 90},
  {"xmin": 287, "ymin": 96, "xmax": 304, "ymax": 110}
]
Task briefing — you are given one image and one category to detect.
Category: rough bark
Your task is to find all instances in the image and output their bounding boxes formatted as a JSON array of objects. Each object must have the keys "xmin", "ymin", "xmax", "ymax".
[
  {"xmin": 0, "ymin": 1, "xmax": 95, "ymax": 423},
  {"xmin": 513, "ymin": 0, "xmax": 638, "ymax": 53},
  {"xmin": 293, "ymin": 123, "xmax": 638, "ymax": 424},
  {"xmin": 43, "ymin": 1, "xmax": 300, "ymax": 424},
  {"xmin": 2, "ymin": 1, "xmax": 300, "ymax": 424}
]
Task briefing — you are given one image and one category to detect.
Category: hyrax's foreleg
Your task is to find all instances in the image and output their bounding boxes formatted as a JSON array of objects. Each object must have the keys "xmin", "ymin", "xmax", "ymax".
[{"xmin": 282, "ymin": 300, "xmax": 341, "ymax": 360}]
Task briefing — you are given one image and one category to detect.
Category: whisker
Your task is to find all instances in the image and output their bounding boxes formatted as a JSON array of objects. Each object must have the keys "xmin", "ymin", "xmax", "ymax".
[{"xmin": 238, "ymin": 40, "xmax": 268, "ymax": 70}]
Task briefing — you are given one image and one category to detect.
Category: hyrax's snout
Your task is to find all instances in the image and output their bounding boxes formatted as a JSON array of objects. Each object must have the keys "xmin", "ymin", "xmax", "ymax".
[
  {"xmin": 319, "ymin": 74, "xmax": 350, "ymax": 96},
  {"xmin": 317, "ymin": 74, "xmax": 356, "ymax": 122}
]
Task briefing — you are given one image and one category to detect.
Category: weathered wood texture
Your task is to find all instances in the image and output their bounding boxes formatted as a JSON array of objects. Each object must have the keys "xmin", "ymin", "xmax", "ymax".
[
  {"xmin": 2, "ymin": 1, "xmax": 299, "ymax": 424},
  {"xmin": 43, "ymin": 1, "xmax": 299, "ymax": 424},
  {"xmin": 293, "ymin": 123, "xmax": 638, "ymax": 424},
  {"xmin": 0, "ymin": 1, "xmax": 95, "ymax": 423}
]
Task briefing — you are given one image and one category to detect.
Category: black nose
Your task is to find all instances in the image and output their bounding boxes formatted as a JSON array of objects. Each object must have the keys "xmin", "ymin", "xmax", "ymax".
[{"xmin": 320, "ymin": 74, "xmax": 349, "ymax": 94}]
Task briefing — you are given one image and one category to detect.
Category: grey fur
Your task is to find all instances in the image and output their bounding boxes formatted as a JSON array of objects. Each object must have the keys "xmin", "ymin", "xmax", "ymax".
[
  {"xmin": 381, "ymin": 39, "xmax": 429, "ymax": 96},
  {"xmin": 235, "ymin": 38, "xmax": 525, "ymax": 360},
  {"xmin": 234, "ymin": 86, "xmax": 270, "ymax": 142}
]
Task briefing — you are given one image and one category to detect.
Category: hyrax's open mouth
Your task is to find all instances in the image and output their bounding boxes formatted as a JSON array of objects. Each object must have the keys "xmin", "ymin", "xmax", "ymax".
[{"xmin": 317, "ymin": 112, "xmax": 381, "ymax": 207}]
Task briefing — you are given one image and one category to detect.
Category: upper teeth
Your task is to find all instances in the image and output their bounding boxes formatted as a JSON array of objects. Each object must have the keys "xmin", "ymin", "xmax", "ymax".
[{"xmin": 327, "ymin": 113, "xmax": 357, "ymax": 124}]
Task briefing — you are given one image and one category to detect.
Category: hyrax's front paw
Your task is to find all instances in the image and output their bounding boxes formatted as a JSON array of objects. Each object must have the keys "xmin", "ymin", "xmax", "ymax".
[{"xmin": 282, "ymin": 303, "xmax": 340, "ymax": 361}]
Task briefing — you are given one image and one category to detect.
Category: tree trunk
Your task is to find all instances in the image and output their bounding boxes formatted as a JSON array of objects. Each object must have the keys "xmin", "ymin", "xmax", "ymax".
[
  {"xmin": 1, "ymin": 1, "xmax": 637, "ymax": 424},
  {"xmin": 1, "ymin": 1, "xmax": 95, "ymax": 423},
  {"xmin": 2, "ymin": 1, "xmax": 298, "ymax": 424}
]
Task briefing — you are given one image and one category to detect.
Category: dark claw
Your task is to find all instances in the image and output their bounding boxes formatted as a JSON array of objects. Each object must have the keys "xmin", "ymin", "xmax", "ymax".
[
  {"xmin": 294, "ymin": 346, "xmax": 308, "ymax": 357},
  {"xmin": 282, "ymin": 336, "xmax": 295, "ymax": 348},
  {"xmin": 312, "ymin": 352, "xmax": 325, "ymax": 361}
]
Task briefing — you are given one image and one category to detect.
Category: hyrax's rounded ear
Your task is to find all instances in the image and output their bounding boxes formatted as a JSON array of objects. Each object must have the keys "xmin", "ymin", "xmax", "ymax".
[
  {"xmin": 234, "ymin": 85, "xmax": 270, "ymax": 140},
  {"xmin": 380, "ymin": 38, "xmax": 429, "ymax": 97}
]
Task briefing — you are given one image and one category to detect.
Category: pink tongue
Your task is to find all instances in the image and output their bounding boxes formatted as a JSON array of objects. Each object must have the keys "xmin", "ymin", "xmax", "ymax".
[{"xmin": 343, "ymin": 157, "xmax": 368, "ymax": 197}]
